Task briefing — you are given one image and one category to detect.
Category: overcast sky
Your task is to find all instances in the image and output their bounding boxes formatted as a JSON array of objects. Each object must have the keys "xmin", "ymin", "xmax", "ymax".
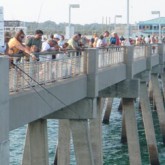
[{"xmin": 0, "ymin": 0, "xmax": 164, "ymax": 25}]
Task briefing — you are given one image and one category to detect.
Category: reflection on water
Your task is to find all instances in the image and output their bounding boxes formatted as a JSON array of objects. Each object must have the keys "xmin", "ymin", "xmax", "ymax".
[{"xmin": 10, "ymin": 98, "xmax": 165, "ymax": 164}]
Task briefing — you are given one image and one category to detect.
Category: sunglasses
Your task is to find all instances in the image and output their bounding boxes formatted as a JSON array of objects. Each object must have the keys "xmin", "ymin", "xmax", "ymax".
[{"xmin": 20, "ymin": 35, "xmax": 25, "ymax": 39}]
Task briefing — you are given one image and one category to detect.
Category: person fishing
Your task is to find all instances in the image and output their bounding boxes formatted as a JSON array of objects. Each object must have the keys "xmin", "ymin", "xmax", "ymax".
[{"xmin": 8, "ymin": 29, "xmax": 37, "ymax": 64}]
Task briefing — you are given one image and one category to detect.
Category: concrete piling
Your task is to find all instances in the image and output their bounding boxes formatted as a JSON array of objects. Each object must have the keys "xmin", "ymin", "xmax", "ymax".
[
  {"xmin": 151, "ymin": 73, "xmax": 165, "ymax": 144},
  {"xmin": 140, "ymin": 81, "xmax": 159, "ymax": 165},
  {"xmin": 121, "ymin": 108, "xmax": 127, "ymax": 144},
  {"xmin": 90, "ymin": 97, "xmax": 103, "ymax": 165},
  {"xmin": 102, "ymin": 97, "xmax": 113, "ymax": 124},
  {"xmin": 22, "ymin": 119, "xmax": 49, "ymax": 165},
  {"xmin": 70, "ymin": 119, "xmax": 94, "ymax": 165},
  {"xmin": 161, "ymin": 72, "xmax": 165, "ymax": 101},
  {"xmin": 118, "ymin": 99, "xmax": 123, "ymax": 111},
  {"xmin": 56, "ymin": 119, "xmax": 70, "ymax": 165},
  {"xmin": 123, "ymin": 98, "xmax": 142, "ymax": 165}
]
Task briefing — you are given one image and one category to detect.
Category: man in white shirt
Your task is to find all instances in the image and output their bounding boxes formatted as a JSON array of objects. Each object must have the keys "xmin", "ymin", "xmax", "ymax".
[{"xmin": 40, "ymin": 39, "xmax": 58, "ymax": 61}]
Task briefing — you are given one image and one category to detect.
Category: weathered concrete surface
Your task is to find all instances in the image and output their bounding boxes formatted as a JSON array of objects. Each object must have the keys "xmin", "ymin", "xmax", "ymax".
[
  {"xmin": 0, "ymin": 57, "xmax": 9, "ymax": 165},
  {"xmin": 22, "ymin": 119, "xmax": 49, "ymax": 165},
  {"xmin": 123, "ymin": 98, "xmax": 142, "ymax": 165},
  {"xmin": 70, "ymin": 119, "xmax": 94, "ymax": 165},
  {"xmin": 140, "ymin": 82, "xmax": 159, "ymax": 165}
]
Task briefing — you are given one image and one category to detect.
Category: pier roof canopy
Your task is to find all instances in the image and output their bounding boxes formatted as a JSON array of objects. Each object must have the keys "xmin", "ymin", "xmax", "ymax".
[{"xmin": 138, "ymin": 17, "xmax": 165, "ymax": 25}]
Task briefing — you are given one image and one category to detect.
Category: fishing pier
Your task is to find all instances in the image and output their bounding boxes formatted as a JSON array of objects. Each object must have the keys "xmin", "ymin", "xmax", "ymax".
[{"xmin": 1, "ymin": 44, "xmax": 165, "ymax": 165}]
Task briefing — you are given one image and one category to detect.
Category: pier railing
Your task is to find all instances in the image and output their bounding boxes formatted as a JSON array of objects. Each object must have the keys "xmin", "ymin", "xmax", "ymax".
[
  {"xmin": 98, "ymin": 46, "xmax": 124, "ymax": 68},
  {"xmin": 133, "ymin": 45, "xmax": 145, "ymax": 59},
  {"xmin": 9, "ymin": 44, "xmax": 161, "ymax": 92},
  {"xmin": 9, "ymin": 50, "xmax": 87, "ymax": 92}
]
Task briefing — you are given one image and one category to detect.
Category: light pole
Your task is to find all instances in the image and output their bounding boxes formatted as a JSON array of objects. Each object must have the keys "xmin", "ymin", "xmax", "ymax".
[
  {"xmin": 114, "ymin": 15, "xmax": 122, "ymax": 31},
  {"xmin": 68, "ymin": 4, "xmax": 80, "ymax": 38},
  {"xmin": 151, "ymin": 11, "xmax": 161, "ymax": 43},
  {"xmin": 127, "ymin": 0, "xmax": 130, "ymax": 38}
]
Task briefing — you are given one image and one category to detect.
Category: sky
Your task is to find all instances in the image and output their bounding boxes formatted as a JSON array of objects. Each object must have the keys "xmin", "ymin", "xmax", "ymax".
[{"xmin": 0, "ymin": 0, "xmax": 164, "ymax": 25}]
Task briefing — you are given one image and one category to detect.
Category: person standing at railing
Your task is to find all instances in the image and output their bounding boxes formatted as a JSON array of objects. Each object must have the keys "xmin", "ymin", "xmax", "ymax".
[
  {"xmin": 67, "ymin": 34, "xmax": 82, "ymax": 54},
  {"xmin": 110, "ymin": 33, "xmax": 116, "ymax": 46},
  {"xmin": 40, "ymin": 39, "xmax": 59, "ymax": 61},
  {"xmin": 102, "ymin": 31, "xmax": 110, "ymax": 46},
  {"xmin": 25, "ymin": 30, "xmax": 43, "ymax": 60},
  {"xmin": 8, "ymin": 29, "xmax": 37, "ymax": 65},
  {"xmin": 120, "ymin": 36, "xmax": 126, "ymax": 46},
  {"xmin": 96, "ymin": 35, "xmax": 105, "ymax": 67},
  {"xmin": 151, "ymin": 35, "xmax": 157, "ymax": 54},
  {"xmin": 67, "ymin": 34, "xmax": 82, "ymax": 76},
  {"xmin": 110, "ymin": 32, "xmax": 120, "ymax": 46},
  {"xmin": 58, "ymin": 35, "xmax": 66, "ymax": 47},
  {"xmin": 96, "ymin": 35, "xmax": 105, "ymax": 47},
  {"xmin": 89, "ymin": 38, "xmax": 95, "ymax": 48},
  {"xmin": 92, "ymin": 33, "xmax": 99, "ymax": 48},
  {"xmin": 151, "ymin": 35, "xmax": 157, "ymax": 44},
  {"xmin": 38, "ymin": 39, "xmax": 60, "ymax": 81},
  {"xmin": 0, "ymin": 32, "xmax": 11, "ymax": 55},
  {"xmin": 56, "ymin": 42, "xmax": 69, "ymax": 78},
  {"xmin": 144, "ymin": 35, "xmax": 151, "ymax": 44}
]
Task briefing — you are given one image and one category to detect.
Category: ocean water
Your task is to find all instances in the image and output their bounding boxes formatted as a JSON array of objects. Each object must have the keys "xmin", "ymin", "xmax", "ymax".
[{"xmin": 10, "ymin": 98, "xmax": 165, "ymax": 165}]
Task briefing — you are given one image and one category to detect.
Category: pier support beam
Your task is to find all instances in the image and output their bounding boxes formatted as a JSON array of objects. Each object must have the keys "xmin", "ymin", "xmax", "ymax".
[
  {"xmin": 140, "ymin": 81, "xmax": 160, "ymax": 165},
  {"xmin": 148, "ymin": 80, "xmax": 154, "ymax": 102},
  {"xmin": 102, "ymin": 97, "xmax": 113, "ymax": 124},
  {"xmin": 89, "ymin": 97, "xmax": 103, "ymax": 165},
  {"xmin": 161, "ymin": 72, "xmax": 165, "ymax": 101},
  {"xmin": 56, "ymin": 120, "xmax": 70, "ymax": 165},
  {"xmin": 121, "ymin": 107, "xmax": 127, "ymax": 144},
  {"xmin": 45, "ymin": 98, "xmax": 97, "ymax": 120},
  {"xmin": 151, "ymin": 73, "xmax": 165, "ymax": 144},
  {"xmin": 0, "ymin": 57, "xmax": 9, "ymax": 165},
  {"xmin": 70, "ymin": 119, "xmax": 94, "ymax": 165},
  {"xmin": 22, "ymin": 119, "xmax": 49, "ymax": 165},
  {"xmin": 123, "ymin": 98, "xmax": 142, "ymax": 165},
  {"xmin": 118, "ymin": 99, "xmax": 123, "ymax": 111}
]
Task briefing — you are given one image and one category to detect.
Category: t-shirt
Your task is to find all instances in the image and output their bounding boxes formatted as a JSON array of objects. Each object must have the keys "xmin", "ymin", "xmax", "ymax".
[
  {"xmin": 96, "ymin": 39, "xmax": 104, "ymax": 47},
  {"xmin": 8, "ymin": 37, "xmax": 22, "ymax": 54},
  {"xmin": 110, "ymin": 37, "xmax": 116, "ymax": 45},
  {"xmin": 39, "ymin": 41, "xmax": 52, "ymax": 61},
  {"xmin": 67, "ymin": 38, "xmax": 79, "ymax": 50},
  {"xmin": 26, "ymin": 37, "xmax": 42, "ymax": 52}
]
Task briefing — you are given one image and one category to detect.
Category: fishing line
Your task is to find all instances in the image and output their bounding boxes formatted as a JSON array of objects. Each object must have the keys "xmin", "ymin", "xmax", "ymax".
[
  {"xmin": 12, "ymin": 62, "xmax": 81, "ymax": 119},
  {"xmin": 20, "ymin": 70, "xmax": 57, "ymax": 112},
  {"xmin": 36, "ymin": 0, "xmax": 45, "ymax": 28}
]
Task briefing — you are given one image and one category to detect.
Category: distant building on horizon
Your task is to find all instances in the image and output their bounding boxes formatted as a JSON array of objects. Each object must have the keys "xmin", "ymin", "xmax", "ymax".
[
  {"xmin": 138, "ymin": 17, "xmax": 165, "ymax": 36},
  {"xmin": 4, "ymin": 20, "xmax": 27, "ymax": 35}
]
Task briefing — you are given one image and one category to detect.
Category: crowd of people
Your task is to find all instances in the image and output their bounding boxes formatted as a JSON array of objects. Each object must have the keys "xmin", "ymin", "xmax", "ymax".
[
  {"xmin": 0, "ymin": 29, "xmax": 86, "ymax": 64},
  {"xmin": 88, "ymin": 31, "xmax": 162, "ymax": 47},
  {"xmin": 0, "ymin": 29, "xmax": 162, "ymax": 65}
]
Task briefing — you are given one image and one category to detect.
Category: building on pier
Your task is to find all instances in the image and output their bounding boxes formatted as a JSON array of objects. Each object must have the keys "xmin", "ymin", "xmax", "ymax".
[
  {"xmin": 4, "ymin": 20, "xmax": 27, "ymax": 36},
  {"xmin": 138, "ymin": 17, "xmax": 165, "ymax": 35}
]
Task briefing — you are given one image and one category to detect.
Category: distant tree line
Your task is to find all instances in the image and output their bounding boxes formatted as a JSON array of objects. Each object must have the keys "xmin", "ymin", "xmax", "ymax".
[{"xmin": 25, "ymin": 20, "xmax": 123, "ymax": 35}]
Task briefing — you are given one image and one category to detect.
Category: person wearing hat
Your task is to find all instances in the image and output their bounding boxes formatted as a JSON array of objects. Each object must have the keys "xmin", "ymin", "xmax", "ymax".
[{"xmin": 0, "ymin": 32, "xmax": 11, "ymax": 55}]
